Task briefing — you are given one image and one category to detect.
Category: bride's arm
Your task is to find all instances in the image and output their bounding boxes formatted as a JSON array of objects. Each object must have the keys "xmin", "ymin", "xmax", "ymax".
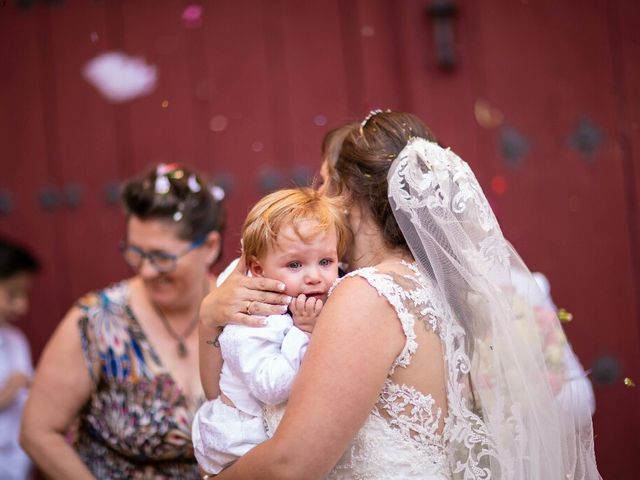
[{"xmin": 214, "ymin": 276, "xmax": 406, "ymax": 480}]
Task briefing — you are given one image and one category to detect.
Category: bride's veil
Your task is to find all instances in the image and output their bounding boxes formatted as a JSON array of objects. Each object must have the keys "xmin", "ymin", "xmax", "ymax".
[{"xmin": 387, "ymin": 137, "xmax": 600, "ymax": 479}]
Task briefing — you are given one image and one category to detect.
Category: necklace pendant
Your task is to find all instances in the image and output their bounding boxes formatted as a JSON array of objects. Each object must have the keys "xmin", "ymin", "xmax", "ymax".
[{"xmin": 178, "ymin": 341, "xmax": 188, "ymax": 358}]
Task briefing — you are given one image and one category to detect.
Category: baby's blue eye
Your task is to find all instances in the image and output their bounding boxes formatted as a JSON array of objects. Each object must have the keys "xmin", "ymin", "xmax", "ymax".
[
  {"xmin": 320, "ymin": 258, "xmax": 333, "ymax": 267},
  {"xmin": 287, "ymin": 261, "xmax": 302, "ymax": 269}
]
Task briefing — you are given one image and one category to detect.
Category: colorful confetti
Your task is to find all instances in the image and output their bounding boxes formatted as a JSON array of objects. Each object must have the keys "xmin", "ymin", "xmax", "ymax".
[
  {"xmin": 182, "ymin": 5, "xmax": 203, "ymax": 29},
  {"xmin": 557, "ymin": 308, "xmax": 573, "ymax": 323},
  {"xmin": 474, "ymin": 99, "xmax": 504, "ymax": 129},
  {"xmin": 83, "ymin": 52, "xmax": 157, "ymax": 103},
  {"xmin": 624, "ymin": 377, "xmax": 636, "ymax": 387},
  {"xmin": 490, "ymin": 175, "xmax": 507, "ymax": 195}
]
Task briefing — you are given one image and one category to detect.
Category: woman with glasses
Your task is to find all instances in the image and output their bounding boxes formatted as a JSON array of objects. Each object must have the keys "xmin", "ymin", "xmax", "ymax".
[{"xmin": 21, "ymin": 164, "xmax": 225, "ymax": 479}]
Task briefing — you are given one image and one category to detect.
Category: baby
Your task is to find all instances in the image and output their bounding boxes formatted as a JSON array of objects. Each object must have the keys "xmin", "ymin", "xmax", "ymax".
[{"xmin": 192, "ymin": 187, "xmax": 349, "ymax": 475}]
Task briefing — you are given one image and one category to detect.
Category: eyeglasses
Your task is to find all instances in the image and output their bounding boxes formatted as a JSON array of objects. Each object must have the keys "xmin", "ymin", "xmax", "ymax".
[{"xmin": 119, "ymin": 237, "xmax": 205, "ymax": 273}]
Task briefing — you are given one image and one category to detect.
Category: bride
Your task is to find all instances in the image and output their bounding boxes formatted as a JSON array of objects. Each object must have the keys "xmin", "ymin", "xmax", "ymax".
[{"xmin": 198, "ymin": 111, "xmax": 601, "ymax": 479}]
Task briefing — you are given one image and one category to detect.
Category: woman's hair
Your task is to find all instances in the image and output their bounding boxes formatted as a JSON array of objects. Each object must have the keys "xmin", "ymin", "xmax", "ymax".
[
  {"xmin": 331, "ymin": 111, "xmax": 435, "ymax": 250},
  {"xmin": 318, "ymin": 123, "xmax": 358, "ymax": 196},
  {"xmin": 242, "ymin": 188, "xmax": 350, "ymax": 263},
  {"xmin": 0, "ymin": 237, "xmax": 40, "ymax": 280},
  {"xmin": 121, "ymin": 163, "xmax": 225, "ymax": 243}
]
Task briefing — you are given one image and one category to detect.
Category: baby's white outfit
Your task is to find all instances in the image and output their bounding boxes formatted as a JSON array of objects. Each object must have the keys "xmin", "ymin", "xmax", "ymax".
[{"xmin": 192, "ymin": 313, "xmax": 309, "ymax": 474}]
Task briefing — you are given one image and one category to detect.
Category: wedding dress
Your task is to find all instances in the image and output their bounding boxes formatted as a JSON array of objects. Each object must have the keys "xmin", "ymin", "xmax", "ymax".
[{"xmin": 266, "ymin": 137, "xmax": 600, "ymax": 480}]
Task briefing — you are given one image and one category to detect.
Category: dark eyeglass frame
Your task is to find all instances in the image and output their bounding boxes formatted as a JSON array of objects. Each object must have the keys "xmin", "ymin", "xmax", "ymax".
[{"xmin": 119, "ymin": 237, "xmax": 206, "ymax": 273}]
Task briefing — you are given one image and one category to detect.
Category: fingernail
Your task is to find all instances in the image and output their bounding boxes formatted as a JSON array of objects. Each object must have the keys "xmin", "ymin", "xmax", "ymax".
[
  {"xmin": 255, "ymin": 316, "xmax": 267, "ymax": 326},
  {"xmin": 278, "ymin": 283, "xmax": 286, "ymax": 291},
  {"xmin": 283, "ymin": 296, "xmax": 292, "ymax": 304},
  {"xmin": 277, "ymin": 304, "xmax": 288, "ymax": 313}
]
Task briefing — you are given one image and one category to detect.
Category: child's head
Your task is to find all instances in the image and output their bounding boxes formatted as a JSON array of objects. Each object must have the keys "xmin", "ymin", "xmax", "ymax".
[
  {"xmin": 241, "ymin": 188, "xmax": 350, "ymax": 301},
  {"xmin": 0, "ymin": 238, "xmax": 40, "ymax": 325}
]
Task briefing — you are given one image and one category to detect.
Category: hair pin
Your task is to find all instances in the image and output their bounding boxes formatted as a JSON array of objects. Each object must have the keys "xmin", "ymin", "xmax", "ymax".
[
  {"xmin": 187, "ymin": 174, "xmax": 201, "ymax": 193},
  {"xmin": 210, "ymin": 185, "xmax": 225, "ymax": 201},
  {"xmin": 155, "ymin": 175, "xmax": 171, "ymax": 195},
  {"xmin": 359, "ymin": 109, "xmax": 391, "ymax": 136}
]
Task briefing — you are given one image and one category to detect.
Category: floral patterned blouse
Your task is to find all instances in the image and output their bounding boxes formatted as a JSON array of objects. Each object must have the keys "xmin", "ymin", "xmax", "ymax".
[{"xmin": 75, "ymin": 281, "xmax": 202, "ymax": 479}]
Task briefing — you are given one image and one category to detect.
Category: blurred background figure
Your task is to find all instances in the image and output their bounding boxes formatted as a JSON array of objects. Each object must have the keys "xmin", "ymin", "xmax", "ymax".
[
  {"xmin": 511, "ymin": 268, "xmax": 596, "ymax": 425},
  {"xmin": 0, "ymin": 237, "xmax": 40, "ymax": 480},
  {"xmin": 20, "ymin": 164, "xmax": 225, "ymax": 479}
]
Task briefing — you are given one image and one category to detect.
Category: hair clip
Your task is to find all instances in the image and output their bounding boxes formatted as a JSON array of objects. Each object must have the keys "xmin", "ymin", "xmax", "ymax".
[
  {"xmin": 172, "ymin": 201, "xmax": 186, "ymax": 222},
  {"xmin": 155, "ymin": 163, "xmax": 172, "ymax": 195},
  {"xmin": 155, "ymin": 175, "xmax": 171, "ymax": 195},
  {"xmin": 157, "ymin": 163, "xmax": 181, "ymax": 176},
  {"xmin": 187, "ymin": 174, "xmax": 201, "ymax": 193},
  {"xmin": 359, "ymin": 108, "xmax": 391, "ymax": 136},
  {"xmin": 210, "ymin": 185, "xmax": 225, "ymax": 201}
]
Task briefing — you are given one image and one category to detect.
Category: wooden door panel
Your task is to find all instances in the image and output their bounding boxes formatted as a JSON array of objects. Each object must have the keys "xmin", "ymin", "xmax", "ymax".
[
  {"xmin": 464, "ymin": 0, "xmax": 640, "ymax": 475},
  {"xmin": 197, "ymin": 0, "xmax": 283, "ymax": 268},
  {"xmin": 280, "ymin": 0, "xmax": 350, "ymax": 173},
  {"xmin": 0, "ymin": 5, "xmax": 68, "ymax": 356},
  {"xmin": 47, "ymin": 1, "xmax": 129, "ymax": 301}
]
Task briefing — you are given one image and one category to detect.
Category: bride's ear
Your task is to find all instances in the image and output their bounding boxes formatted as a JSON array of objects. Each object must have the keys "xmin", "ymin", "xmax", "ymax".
[{"xmin": 248, "ymin": 257, "xmax": 264, "ymax": 277}]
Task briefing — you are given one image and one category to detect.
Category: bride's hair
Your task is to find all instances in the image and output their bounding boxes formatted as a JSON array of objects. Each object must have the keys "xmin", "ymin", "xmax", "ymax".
[{"xmin": 332, "ymin": 111, "xmax": 435, "ymax": 250}]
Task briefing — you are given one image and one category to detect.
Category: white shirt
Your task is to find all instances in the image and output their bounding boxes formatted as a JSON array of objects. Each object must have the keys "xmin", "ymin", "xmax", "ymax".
[
  {"xmin": 0, "ymin": 325, "xmax": 33, "ymax": 480},
  {"xmin": 218, "ymin": 314, "xmax": 309, "ymax": 417}
]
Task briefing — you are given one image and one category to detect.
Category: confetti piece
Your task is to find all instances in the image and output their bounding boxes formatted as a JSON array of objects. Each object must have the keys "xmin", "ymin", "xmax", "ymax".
[
  {"xmin": 624, "ymin": 377, "xmax": 636, "ymax": 387},
  {"xmin": 490, "ymin": 175, "xmax": 507, "ymax": 195},
  {"xmin": 557, "ymin": 308, "xmax": 573, "ymax": 323},
  {"xmin": 83, "ymin": 51, "xmax": 157, "ymax": 103},
  {"xmin": 182, "ymin": 5, "xmax": 203, "ymax": 28},
  {"xmin": 474, "ymin": 99, "xmax": 504, "ymax": 129}
]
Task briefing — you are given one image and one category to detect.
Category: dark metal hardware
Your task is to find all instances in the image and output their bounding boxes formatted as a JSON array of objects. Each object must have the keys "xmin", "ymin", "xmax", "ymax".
[
  {"xmin": 64, "ymin": 184, "xmax": 83, "ymax": 208},
  {"xmin": 427, "ymin": 1, "xmax": 459, "ymax": 70},
  {"xmin": 39, "ymin": 186, "xmax": 61, "ymax": 211},
  {"xmin": 0, "ymin": 190, "xmax": 12, "ymax": 215}
]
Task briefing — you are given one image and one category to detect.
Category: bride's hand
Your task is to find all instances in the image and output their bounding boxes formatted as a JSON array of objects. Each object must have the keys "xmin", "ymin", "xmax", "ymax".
[{"xmin": 199, "ymin": 256, "xmax": 291, "ymax": 330}]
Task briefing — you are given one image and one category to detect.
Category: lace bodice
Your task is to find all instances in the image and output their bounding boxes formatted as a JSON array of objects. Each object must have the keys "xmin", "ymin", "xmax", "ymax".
[
  {"xmin": 327, "ymin": 264, "xmax": 450, "ymax": 479},
  {"xmin": 264, "ymin": 262, "xmax": 489, "ymax": 479}
]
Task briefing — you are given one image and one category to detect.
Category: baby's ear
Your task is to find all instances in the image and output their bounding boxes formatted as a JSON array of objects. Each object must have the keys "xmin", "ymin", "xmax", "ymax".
[{"xmin": 248, "ymin": 257, "xmax": 264, "ymax": 277}]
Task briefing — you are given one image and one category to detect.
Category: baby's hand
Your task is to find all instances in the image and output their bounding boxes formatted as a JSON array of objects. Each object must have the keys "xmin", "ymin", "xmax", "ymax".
[{"xmin": 289, "ymin": 294, "xmax": 323, "ymax": 334}]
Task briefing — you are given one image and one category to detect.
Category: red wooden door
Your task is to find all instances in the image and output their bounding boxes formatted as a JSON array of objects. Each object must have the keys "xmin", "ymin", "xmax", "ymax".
[{"xmin": 1, "ymin": 0, "xmax": 638, "ymax": 477}]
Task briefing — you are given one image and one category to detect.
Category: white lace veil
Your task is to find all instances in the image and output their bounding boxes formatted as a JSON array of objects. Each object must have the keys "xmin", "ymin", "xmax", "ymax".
[{"xmin": 387, "ymin": 137, "xmax": 600, "ymax": 479}]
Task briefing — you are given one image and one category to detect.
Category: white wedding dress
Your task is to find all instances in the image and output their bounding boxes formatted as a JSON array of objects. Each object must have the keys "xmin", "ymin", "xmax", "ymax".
[
  {"xmin": 266, "ymin": 137, "xmax": 600, "ymax": 480},
  {"xmin": 266, "ymin": 262, "xmax": 491, "ymax": 480}
]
